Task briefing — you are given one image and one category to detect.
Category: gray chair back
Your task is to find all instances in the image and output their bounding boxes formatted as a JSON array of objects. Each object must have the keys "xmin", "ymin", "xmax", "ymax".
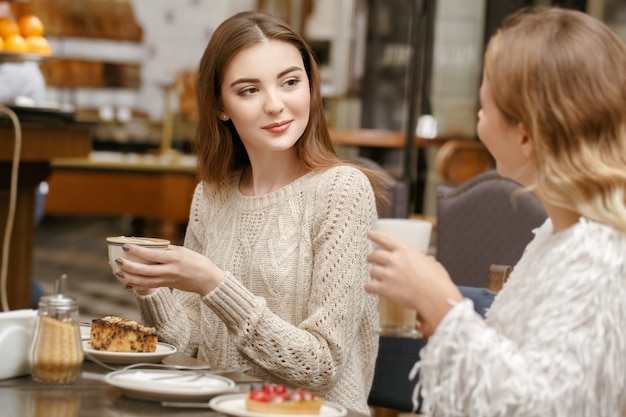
[
  {"xmin": 348, "ymin": 155, "xmax": 409, "ymax": 218},
  {"xmin": 436, "ymin": 170, "xmax": 547, "ymax": 287}
]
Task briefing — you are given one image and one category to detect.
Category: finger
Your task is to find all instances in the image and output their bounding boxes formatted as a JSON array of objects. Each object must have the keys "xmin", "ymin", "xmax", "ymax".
[
  {"xmin": 364, "ymin": 279, "xmax": 385, "ymax": 295},
  {"xmin": 116, "ymin": 267, "xmax": 164, "ymax": 289},
  {"xmin": 414, "ymin": 320, "xmax": 429, "ymax": 342},
  {"xmin": 369, "ymin": 264, "xmax": 396, "ymax": 287},
  {"xmin": 114, "ymin": 271, "xmax": 138, "ymax": 291},
  {"xmin": 122, "ymin": 260, "xmax": 169, "ymax": 278},
  {"xmin": 366, "ymin": 249, "xmax": 390, "ymax": 266},
  {"xmin": 124, "ymin": 244, "xmax": 170, "ymax": 263},
  {"xmin": 367, "ymin": 230, "xmax": 402, "ymax": 250},
  {"xmin": 414, "ymin": 319, "xmax": 423, "ymax": 332},
  {"xmin": 365, "ymin": 249, "xmax": 387, "ymax": 265}
]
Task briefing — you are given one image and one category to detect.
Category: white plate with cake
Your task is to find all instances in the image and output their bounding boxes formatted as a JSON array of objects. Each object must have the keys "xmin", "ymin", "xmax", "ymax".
[
  {"xmin": 83, "ymin": 315, "xmax": 176, "ymax": 364},
  {"xmin": 105, "ymin": 369, "xmax": 236, "ymax": 402},
  {"xmin": 209, "ymin": 393, "xmax": 348, "ymax": 417},
  {"xmin": 83, "ymin": 340, "xmax": 177, "ymax": 364}
]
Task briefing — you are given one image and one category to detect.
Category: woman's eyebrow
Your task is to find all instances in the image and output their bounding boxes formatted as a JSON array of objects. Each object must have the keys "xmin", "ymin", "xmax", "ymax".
[
  {"xmin": 277, "ymin": 66, "xmax": 303, "ymax": 78},
  {"xmin": 230, "ymin": 77, "xmax": 259, "ymax": 88},
  {"xmin": 229, "ymin": 66, "xmax": 304, "ymax": 88}
]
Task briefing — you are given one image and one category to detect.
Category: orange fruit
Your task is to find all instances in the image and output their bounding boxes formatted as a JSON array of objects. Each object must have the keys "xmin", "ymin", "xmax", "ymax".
[
  {"xmin": 18, "ymin": 14, "xmax": 44, "ymax": 37},
  {"xmin": 0, "ymin": 37, "xmax": 4, "ymax": 51},
  {"xmin": 4, "ymin": 34, "xmax": 28, "ymax": 53},
  {"xmin": 25, "ymin": 35, "xmax": 51, "ymax": 56},
  {"xmin": 0, "ymin": 17, "xmax": 20, "ymax": 39}
]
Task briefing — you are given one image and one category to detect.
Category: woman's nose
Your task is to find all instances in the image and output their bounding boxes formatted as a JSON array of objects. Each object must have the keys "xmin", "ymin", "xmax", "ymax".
[{"xmin": 264, "ymin": 91, "xmax": 285, "ymax": 114}]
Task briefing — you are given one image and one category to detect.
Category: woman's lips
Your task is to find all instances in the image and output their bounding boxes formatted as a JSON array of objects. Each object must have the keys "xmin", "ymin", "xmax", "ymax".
[{"xmin": 262, "ymin": 120, "xmax": 292, "ymax": 133}]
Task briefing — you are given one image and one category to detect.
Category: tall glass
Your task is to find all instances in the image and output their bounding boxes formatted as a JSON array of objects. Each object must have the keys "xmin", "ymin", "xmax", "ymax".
[{"xmin": 374, "ymin": 218, "xmax": 432, "ymax": 337}]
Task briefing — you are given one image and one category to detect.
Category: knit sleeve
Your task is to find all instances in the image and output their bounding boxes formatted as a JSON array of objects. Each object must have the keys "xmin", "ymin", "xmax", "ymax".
[
  {"xmin": 135, "ymin": 287, "xmax": 202, "ymax": 357},
  {"xmin": 134, "ymin": 183, "xmax": 210, "ymax": 356},
  {"xmin": 183, "ymin": 182, "xmax": 209, "ymax": 253},
  {"xmin": 205, "ymin": 167, "xmax": 379, "ymax": 394},
  {"xmin": 416, "ymin": 220, "xmax": 626, "ymax": 416}
]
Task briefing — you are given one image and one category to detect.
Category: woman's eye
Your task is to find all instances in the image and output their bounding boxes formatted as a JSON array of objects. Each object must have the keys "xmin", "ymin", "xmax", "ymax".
[
  {"xmin": 238, "ymin": 87, "xmax": 258, "ymax": 96},
  {"xmin": 283, "ymin": 78, "xmax": 300, "ymax": 88}
]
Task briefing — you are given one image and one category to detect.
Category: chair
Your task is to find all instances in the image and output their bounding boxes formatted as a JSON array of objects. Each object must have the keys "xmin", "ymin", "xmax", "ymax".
[
  {"xmin": 487, "ymin": 264, "xmax": 513, "ymax": 292},
  {"xmin": 435, "ymin": 139, "xmax": 494, "ymax": 186},
  {"xmin": 368, "ymin": 336, "xmax": 425, "ymax": 415},
  {"xmin": 349, "ymin": 155, "xmax": 409, "ymax": 219},
  {"xmin": 436, "ymin": 170, "xmax": 547, "ymax": 287}
]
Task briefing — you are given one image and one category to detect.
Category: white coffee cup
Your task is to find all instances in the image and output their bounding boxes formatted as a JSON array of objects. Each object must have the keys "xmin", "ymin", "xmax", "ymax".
[
  {"xmin": 373, "ymin": 218, "xmax": 432, "ymax": 336},
  {"xmin": 106, "ymin": 236, "xmax": 170, "ymax": 273},
  {"xmin": 374, "ymin": 218, "xmax": 432, "ymax": 252}
]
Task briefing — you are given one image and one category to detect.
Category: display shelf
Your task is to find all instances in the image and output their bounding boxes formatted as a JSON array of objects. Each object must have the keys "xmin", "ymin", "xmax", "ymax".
[{"xmin": 0, "ymin": 51, "xmax": 46, "ymax": 63}]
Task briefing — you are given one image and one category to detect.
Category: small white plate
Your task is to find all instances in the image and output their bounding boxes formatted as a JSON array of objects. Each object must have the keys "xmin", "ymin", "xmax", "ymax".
[
  {"xmin": 208, "ymin": 393, "xmax": 348, "ymax": 417},
  {"xmin": 83, "ymin": 340, "xmax": 177, "ymax": 364},
  {"xmin": 80, "ymin": 323, "xmax": 91, "ymax": 340},
  {"xmin": 105, "ymin": 369, "xmax": 236, "ymax": 402}
]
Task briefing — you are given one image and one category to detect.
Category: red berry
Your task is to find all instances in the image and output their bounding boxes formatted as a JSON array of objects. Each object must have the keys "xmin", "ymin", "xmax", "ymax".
[
  {"xmin": 250, "ymin": 390, "xmax": 268, "ymax": 401},
  {"xmin": 270, "ymin": 396, "xmax": 284, "ymax": 404},
  {"xmin": 289, "ymin": 391, "xmax": 302, "ymax": 401}
]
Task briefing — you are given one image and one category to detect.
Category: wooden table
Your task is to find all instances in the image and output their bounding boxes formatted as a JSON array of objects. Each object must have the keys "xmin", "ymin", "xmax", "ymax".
[
  {"xmin": 329, "ymin": 128, "xmax": 448, "ymax": 148},
  {"xmin": 0, "ymin": 122, "xmax": 92, "ymax": 310},
  {"xmin": 44, "ymin": 152, "xmax": 199, "ymax": 244},
  {"xmin": 0, "ymin": 353, "xmax": 371, "ymax": 417}
]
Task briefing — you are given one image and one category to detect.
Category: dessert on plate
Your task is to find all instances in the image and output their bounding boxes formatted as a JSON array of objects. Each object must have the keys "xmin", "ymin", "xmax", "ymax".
[
  {"xmin": 245, "ymin": 383, "xmax": 324, "ymax": 415},
  {"xmin": 89, "ymin": 316, "xmax": 157, "ymax": 353}
]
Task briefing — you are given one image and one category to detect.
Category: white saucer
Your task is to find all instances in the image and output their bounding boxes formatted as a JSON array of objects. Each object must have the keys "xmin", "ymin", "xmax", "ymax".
[
  {"xmin": 208, "ymin": 393, "xmax": 348, "ymax": 417},
  {"xmin": 105, "ymin": 369, "xmax": 236, "ymax": 402},
  {"xmin": 83, "ymin": 341, "xmax": 177, "ymax": 364}
]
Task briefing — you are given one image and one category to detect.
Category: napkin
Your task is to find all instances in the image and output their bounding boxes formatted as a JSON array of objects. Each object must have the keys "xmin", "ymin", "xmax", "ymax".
[{"xmin": 0, "ymin": 309, "xmax": 37, "ymax": 380}]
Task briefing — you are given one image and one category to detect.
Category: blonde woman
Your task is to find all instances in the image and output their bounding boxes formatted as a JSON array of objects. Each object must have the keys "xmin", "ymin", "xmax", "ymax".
[{"xmin": 366, "ymin": 7, "xmax": 626, "ymax": 416}]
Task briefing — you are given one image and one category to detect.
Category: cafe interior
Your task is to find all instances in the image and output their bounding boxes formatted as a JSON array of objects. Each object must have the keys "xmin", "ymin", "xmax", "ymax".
[{"xmin": 0, "ymin": 0, "xmax": 624, "ymax": 416}]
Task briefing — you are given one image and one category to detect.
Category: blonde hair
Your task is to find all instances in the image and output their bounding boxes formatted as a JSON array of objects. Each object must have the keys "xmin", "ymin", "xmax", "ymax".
[{"xmin": 484, "ymin": 7, "xmax": 626, "ymax": 232}]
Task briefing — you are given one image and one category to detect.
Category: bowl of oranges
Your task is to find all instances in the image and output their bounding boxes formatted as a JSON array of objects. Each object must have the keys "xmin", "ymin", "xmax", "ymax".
[{"xmin": 0, "ymin": 14, "xmax": 51, "ymax": 60}]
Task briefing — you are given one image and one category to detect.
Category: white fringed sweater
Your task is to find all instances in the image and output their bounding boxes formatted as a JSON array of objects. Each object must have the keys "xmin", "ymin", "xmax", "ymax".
[
  {"xmin": 136, "ymin": 166, "xmax": 379, "ymax": 415},
  {"xmin": 417, "ymin": 217, "xmax": 626, "ymax": 417}
]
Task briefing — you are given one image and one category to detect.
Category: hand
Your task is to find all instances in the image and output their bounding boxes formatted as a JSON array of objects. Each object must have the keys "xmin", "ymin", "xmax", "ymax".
[
  {"xmin": 114, "ymin": 244, "xmax": 225, "ymax": 296},
  {"xmin": 365, "ymin": 230, "xmax": 462, "ymax": 339}
]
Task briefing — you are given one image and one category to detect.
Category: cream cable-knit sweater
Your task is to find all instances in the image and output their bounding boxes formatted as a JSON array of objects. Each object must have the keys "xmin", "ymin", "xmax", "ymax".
[
  {"xmin": 136, "ymin": 165, "xmax": 379, "ymax": 415},
  {"xmin": 417, "ymin": 217, "xmax": 626, "ymax": 417}
]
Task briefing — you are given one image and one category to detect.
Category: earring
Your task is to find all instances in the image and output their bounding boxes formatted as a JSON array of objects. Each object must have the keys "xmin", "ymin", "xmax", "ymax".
[{"xmin": 220, "ymin": 114, "xmax": 228, "ymax": 121}]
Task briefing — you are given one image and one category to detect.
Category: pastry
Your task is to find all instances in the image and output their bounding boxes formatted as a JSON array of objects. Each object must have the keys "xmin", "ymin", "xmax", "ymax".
[
  {"xmin": 245, "ymin": 383, "xmax": 323, "ymax": 415},
  {"xmin": 89, "ymin": 316, "xmax": 157, "ymax": 353}
]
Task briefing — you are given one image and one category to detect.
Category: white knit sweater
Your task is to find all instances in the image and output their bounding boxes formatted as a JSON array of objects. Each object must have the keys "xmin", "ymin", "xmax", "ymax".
[
  {"xmin": 417, "ymin": 217, "xmax": 626, "ymax": 417},
  {"xmin": 136, "ymin": 166, "xmax": 380, "ymax": 415}
]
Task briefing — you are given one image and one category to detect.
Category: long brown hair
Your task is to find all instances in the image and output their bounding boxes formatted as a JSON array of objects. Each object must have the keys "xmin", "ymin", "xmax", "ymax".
[
  {"xmin": 484, "ymin": 7, "xmax": 626, "ymax": 232},
  {"xmin": 194, "ymin": 11, "xmax": 388, "ymax": 208}
]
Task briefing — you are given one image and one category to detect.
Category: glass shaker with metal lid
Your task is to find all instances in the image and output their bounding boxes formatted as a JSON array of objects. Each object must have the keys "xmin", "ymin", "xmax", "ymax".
[{"xmin": 30, "ymin": 275, "xmax": 84, "ymax": 383}]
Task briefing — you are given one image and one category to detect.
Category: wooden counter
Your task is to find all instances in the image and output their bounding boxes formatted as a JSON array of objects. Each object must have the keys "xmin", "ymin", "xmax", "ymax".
[
  {"xmin": 329, "ymin": 128, "xmax": 448, "ymax": 148},
  {"xmin": 329, "ymin": 128, "xmax": 467, "ymax": 213},
  {"xmin": 44, "ymin": 152, "xmax": 199, "ymax": 245},
  {"xmin": 0, "ymin": 122, "xmax": 93, "ymax": 310}
]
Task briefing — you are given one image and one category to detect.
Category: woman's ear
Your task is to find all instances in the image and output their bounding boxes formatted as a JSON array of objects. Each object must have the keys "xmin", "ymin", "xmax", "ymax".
[{"xmin": 518, "ymin": 123, "xmax": 534, "ymax": 158}]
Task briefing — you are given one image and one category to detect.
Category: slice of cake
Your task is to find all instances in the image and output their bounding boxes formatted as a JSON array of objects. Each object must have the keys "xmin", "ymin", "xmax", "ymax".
[
  {"xmin": 90, "ymin": 316, "xmax": 157, "ymax": 353},
  {"xmin": 245, "ymin": 383, "xmax": 324, "ymax": 415}
]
